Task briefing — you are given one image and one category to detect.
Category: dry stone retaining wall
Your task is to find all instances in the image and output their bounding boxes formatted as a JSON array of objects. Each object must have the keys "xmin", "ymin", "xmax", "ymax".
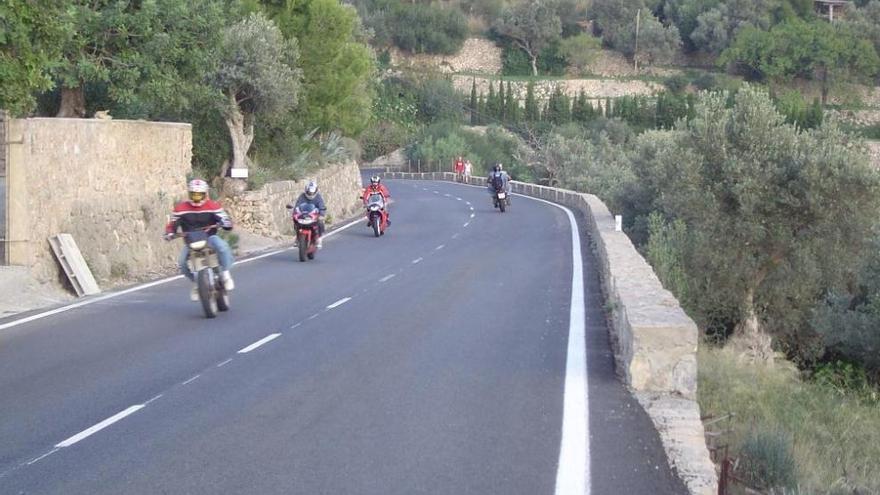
[
  {"xmin": 389, "ymin": 38, "xmax": 502, "ymax": 75},
  {"xmin": 225, "ymin": 162, "xmax": 363, "ymax": 238},
  {"xmin": 379, "ymin": 170, "xmax": 717, "ymax": 495},
  {"xmin": 5, "ymin": 118, "xmax": 191, "ymax": 283},
  {"xmin": 452, "ymin": 75, "xmax": 662, "ymax": 103}
]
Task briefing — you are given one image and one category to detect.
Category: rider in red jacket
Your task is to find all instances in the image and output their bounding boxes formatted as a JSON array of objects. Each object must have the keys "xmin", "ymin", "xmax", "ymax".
[{"xmin": 362, "ymin": 175, "xmax": 392, "ymax": 226}]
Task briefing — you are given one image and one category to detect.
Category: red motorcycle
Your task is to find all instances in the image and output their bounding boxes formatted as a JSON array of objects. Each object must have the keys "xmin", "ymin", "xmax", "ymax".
[
  {"xmin": 365, "ymin": 192, "xmax": 388, "ymax": 237},
  {"xmin": 287, "ymin": 203, "xmax": 320, "ymax": 261}
]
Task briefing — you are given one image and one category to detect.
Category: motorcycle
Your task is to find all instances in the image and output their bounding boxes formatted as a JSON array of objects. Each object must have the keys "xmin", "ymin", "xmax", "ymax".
[
  {"xmin": 492, "ymin": 184, "xmax": 510, "ymax": 213},
  {"xmin": 176, "ymin": 226, "xmax": 230, "ymax": 318},
  {"xmin": 287, "ymin": 202, "xmax": 320, "ymax": 262},
  {"xmin": 365, "ymin": 192, "xmax": 388, "ymax": 237}
]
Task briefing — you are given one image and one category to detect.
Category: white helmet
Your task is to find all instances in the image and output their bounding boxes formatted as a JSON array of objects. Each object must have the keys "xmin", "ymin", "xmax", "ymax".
[
  {"xmin": 304, "ymin": 180, "xmax": 318, "ymax": 200},
  {"xmin": 187, "ymin": 178, "xmax": 209, "ymax": 206}
]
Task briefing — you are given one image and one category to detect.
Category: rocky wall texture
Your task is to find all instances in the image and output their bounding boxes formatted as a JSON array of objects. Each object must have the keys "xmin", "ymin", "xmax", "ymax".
[
  {"xmin": 380, "ymin": 171, "xmax": 717, "ymax": 495},
  {"xmin": 868, "ymin": 141, "xmax": 880, "ymax": 169},
  {"xmin": 452, "ymin": 75, "xmax": 662, "ymax": 103},
  {"xmin": 225, "ymin": 161, "xmax": 363, "ymax": 238},
  {"xmin": 5, "ymin": 118, "xmax": 191, "ymax": 284},
  {"xmin": 389, "ymin": 38, "xmax": 502, "ymax": 75}
]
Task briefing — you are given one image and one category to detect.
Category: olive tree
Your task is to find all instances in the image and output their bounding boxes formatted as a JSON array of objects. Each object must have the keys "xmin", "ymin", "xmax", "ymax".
[
  {"xmin": 211, "ymin": 13, "xmax": 302, "ymax": 175},
  {"xmin": 492, "ymin": 0, "xmax": 562, "ymax": 76}
]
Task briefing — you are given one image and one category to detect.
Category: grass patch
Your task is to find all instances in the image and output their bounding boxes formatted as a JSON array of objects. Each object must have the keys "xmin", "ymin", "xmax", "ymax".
[{"xmin": 698, "ymin": 345, "xmax": 880, "ymax": 494}]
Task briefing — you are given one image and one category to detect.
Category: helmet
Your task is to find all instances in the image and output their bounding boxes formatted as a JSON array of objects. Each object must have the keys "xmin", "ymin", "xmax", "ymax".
[
  {"xmin": 304, "ymin": 180, "xmax": 318, "ymax": 200},
  {"xmin": 496, "ymin": 163, "xmax": 503, "ymax": 171},
  {"xmin": 370, "ymin": 175, "xmax": 381, "ymax": 186},
  {"xmin": 187, "ymin": 178, "xmax": 209, "ymax": 206}
]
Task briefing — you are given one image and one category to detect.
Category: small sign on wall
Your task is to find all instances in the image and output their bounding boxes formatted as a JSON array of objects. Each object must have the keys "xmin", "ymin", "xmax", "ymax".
[{"xmin": 230, "ymin": 168, "xmax": 248, "ymax": 179}]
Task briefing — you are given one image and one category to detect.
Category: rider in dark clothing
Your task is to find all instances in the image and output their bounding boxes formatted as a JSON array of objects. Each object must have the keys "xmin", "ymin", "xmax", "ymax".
[{"xmin": 292, "ymin": 180, "xmax": 327, "ymax": 248}]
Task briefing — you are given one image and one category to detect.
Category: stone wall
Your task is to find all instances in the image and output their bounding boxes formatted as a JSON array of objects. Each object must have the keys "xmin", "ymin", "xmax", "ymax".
[
  {"xmin": 380, "ymin": 171, "xmax": 717, "ymax": 495},
  {"xmin": 452, "ymin": 75, "xmax": 662, "ymax": 103},
  {"xmin": 390, "ymin": 38, "xmax": 502, "ymax": 75},
  {"xmin": 5, "ymin": 118, "xmax": 191, "ymax": 283},
  {"xmin": 225, "ymin": 161, "xmax": 363, "ymax": 238}
]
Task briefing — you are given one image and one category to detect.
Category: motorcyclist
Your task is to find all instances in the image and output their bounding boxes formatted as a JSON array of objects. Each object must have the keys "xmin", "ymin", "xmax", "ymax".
[
  {"xmin": 291, "ymin": 180, "xmax": 327, "ymax": 249},
  {"xmin": 361, "ymin": 175, "xmax": 392, "ymax": 227},
  {"xmin": 164, "ymin": 178, "xmax": 235, "ymax": 301},
  {"xmin": 487, "ymin": 163, "xmax": 511, "ymax": 207}
]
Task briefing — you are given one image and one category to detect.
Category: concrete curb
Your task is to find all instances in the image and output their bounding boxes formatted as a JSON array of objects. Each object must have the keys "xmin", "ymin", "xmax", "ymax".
[{"xmin": 381, "ymin": 171, "xmax": 718, "ymax": 495}]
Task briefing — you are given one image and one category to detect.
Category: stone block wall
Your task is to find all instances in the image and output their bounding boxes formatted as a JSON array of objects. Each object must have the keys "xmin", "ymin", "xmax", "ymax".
[
  {"xmin": 380, "ymin": 171, "xmax": 717, "ymax": 495},
  {"xmin": 389, "ymin": 38, "xmax": 502, "ymax": 75},
  {"xmin": 225, "ymin": 161, "xmax": 363, "ymax": 238},
  {"xmin": 5, "ymin": 118, "xmax": 191, "ymax": 283}
]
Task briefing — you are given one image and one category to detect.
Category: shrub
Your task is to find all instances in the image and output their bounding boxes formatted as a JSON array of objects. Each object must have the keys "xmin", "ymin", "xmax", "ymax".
[
  {"xmin": 391, "ymin": 4, "xmax": 468, "ymax": 55},
  {"xmin": 739, "ymin": 429, "xmax": 798, "ymax": 491},
  {"xmin": 360, "ymin": 121, "xmax": 409, "ymax": 162}
]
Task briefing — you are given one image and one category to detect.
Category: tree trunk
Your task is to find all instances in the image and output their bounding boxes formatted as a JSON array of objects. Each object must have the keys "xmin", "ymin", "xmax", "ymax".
[
  {"xmin": 57, "ymin": 85, "xmax": 86, "ymax": 118},
  {"xmin": 530, "ymin": 54, "xmax": 538, "ymax": 77},
  {"xmin": 223, "ymin": 92, "xmax": 254, "ymax": 173},
  {"xmin": 820, "ymin": 66, "xmax": 829, "ymax": 105},
  {"xmin": 730, "ymin": 286, "xmax": 775, "ymax": 363}
]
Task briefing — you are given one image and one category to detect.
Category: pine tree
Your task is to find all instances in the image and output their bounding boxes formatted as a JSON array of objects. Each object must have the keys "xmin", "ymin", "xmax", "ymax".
[
  {"xmin": 477, "ymin": 92, "xmax": 486, "ymax": 125},
  {"xmin": 605, "ymin": 97, "xmax": 613, "ymax": 118},
  {"xmin": 524, "ymin": 81, "xmax": 539, "ymax": 122},
  {"xmin": 498, "ymin": 79, "xmax": 506, "ymax": 121},
  {"xmin": 470, "ymin": 78, "xmax": 477, "ymax": 126},
  {"xmin": 487, "ymin": 83, "xmax": 497, "ymax": 121},
  {"xmin": 505, "ymin": 81, "xmax": 518, "ymax": 124}
]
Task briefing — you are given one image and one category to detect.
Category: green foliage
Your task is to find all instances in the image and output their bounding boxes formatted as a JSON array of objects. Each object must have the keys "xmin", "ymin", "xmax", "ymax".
[
  {"xmin": 739, "ymin": 429, "xmax": 798, "ymax": 491},
  {"xmin": 524, "ymin": 81, "xmax": 540, "ymax": 122},
  {"xmin": 0, "ymin": 0, "xmax": 66, "ymax": 115},
  {"xmin": 720, "ymin": 20, "xmax": 880, "ymax": 102},
  {"xmin": 414, "ymin": 77, "xmax": 463, "ymax": 123},
  {"xmin": 390, "ymin": 3, "xmax": 468, "ymax": 55},
  {"xmin": 774, "ymin": 91, "xmax": 823, "ymax": 129},
  {"xmin": 543, "ymin": 86, "xmax": 572, "ymax": 124},
  {"xmin": 492, "ymin": 0, "xmax": 562, "ymax": 76},
  {"xmin": 406, "ymin": 122, "xmax": 530, "ymax": 179},
  {"xmin": 268, "ymin": 0, "xmax": 375, "ymax": 136},
  {"xmin": 360, "ymin": 121, "xmax": 409, "ymax": 161},
  {"xmin": 559, "ymin": 33, "xmax": 602, "ymax": 75}
]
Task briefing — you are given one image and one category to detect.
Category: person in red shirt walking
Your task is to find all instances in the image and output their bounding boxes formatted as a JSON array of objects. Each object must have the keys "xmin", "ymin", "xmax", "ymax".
[{"xmin": 453, "ymin": 156, "xmax": 465, "ymax": 182}]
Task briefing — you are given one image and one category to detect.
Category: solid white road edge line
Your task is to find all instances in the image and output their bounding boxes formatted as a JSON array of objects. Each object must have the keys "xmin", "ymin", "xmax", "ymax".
[
  {"xmin": 237, "ymin": 333, "xmax": 281, "ymax": 354},
  {"xmin": 0, "ymin": 218, "xmax": 364, "ymax": 332},
  {"xmin": 55, "ymin": 405, "xmax": 145, "ymax": 448},
  {"xmin": 326, "ymin": 297, "xmax": 352, "ymax": 309}
]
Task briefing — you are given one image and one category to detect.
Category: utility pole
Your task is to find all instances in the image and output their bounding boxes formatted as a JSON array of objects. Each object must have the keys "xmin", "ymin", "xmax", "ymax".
[{"xmin": 634, "ymin": 8, "xmax": 641, "ymax": 73}]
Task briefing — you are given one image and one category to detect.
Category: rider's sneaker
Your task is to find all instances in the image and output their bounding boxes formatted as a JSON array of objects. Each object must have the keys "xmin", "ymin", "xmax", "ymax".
[
  {"xmin": 221, "ymin": 271, "xmax": 235, "ymax": 291},
  {"xmin": 316, "ymin": 238, "xmax": 323, "ymax": 250},
  {"xmin": 190, "ymin": 286, "xmax": 199, "ymax": 302}
]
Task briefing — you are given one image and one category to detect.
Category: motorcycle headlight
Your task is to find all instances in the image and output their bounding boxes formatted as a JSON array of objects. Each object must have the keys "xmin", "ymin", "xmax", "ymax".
[{"xmin": 189, "ymin": 240, "xmax": 208, "ymax": 250}]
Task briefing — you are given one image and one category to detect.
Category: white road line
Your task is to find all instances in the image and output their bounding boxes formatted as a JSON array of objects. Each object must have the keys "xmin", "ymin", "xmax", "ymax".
[
  {"xmin": 26, "ymin": 448, "xmax": 60, "ymax": 466},
  {"xmin": 327, "ymin": 297, "xmax": 352, "ymax": 309},
  {"xmin": 237, "ymin": 333, "xmax": 281, "ymax": 354},
  {"xmin": 55, "ymin": 405, "xmax": 145, "ymax": 448},
  {"xmin": 452, "ymin": 233, "xmax": 459, "ymax": 239},
  {"xmin": 379, "ymin": 274, "xmax": 396, "ymax": 283},
  {"xmin": 466, "ymin": 201, "xmax": 471, "ymax": 205},
  {"xmin": 216, "ymin": 358, "xmax": 233, "ymax": 367},
  {"xmin": 289, "ymin": 322, "xmax": 302, "ymax": 330},
  {"xmin": 307, "ymin": 313, "xmax": 320, "ymax": 320},
  {"xmin": 463, "ymin": 222, "xmax": 470, "ymax": 227},
  {"xmin": 456, "ymin": 197, "xmax": 462, "ymax": 201},
  {"xmin": 412, "ymin": 257, "xmax": 423, "ymax": 264},
  {"xmin": 144, "ymin": 393, "xmax": 164, "ymax": 405},
  {"xmin": 0, "ymin": 218, "xmax": 365, "ymax": 332},
  {"xmin": 181, "ymin": 374, "xmax": 201, "ymax": 386},
  {"xmin": 444, "ymin": 193, "xmax": 451, "ymax": 197},
  {"xmin": 433, "ymin": 190, "xmax": 439, "ymax": 194},
  {"xmin": 469, "ymin": 206, "xmax": 474, "ymax": 211},
  {"xmin": 470, "ymin": 213, "xmax": 475, "ymax": 218},
  {"xmin": 435, "ymin": 244, "xmax": 445, "ymax": 250}
]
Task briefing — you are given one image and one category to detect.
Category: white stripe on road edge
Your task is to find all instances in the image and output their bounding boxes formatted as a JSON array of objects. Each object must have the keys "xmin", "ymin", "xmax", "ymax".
[
  {"xmin": 0, "ymin": 218, "xmax": 364, "ymax": 332},
  {"xmin": 144, "ymin": 394, "xmax": 164, "ymax": 405},
  {"xmin": 327, "ymin": 297, "xmax": 352, "ymax": 309},
  {"xmin": 237, "ymin": 333, "xmax": 281, "ymax": 354},
  {"xmin": 412, "ymin": 257, "xmax": 423, "ymax": 264},
  {"xmin": 216, "ymin": 358, "xmax": 233, "ymax": 367},
  {"xmin": 27, "ymin": 448, "xmax": 60, "ymax": 465},
  {"xmin": 379, "ymin": 274, "xmax": 396, "ymax": 283},
  {"xmin": 55, "ymin": 405, "xmax": 145, "ymax": 448}
]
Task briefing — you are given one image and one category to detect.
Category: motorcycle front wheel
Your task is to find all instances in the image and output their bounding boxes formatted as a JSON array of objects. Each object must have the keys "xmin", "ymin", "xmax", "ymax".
[
  {"xmin": 197, "ymin": 269, "xmax": 218, "ymax": 318},
  {"xmin": 373, "ymin": 214, "xmax": 381, "ymax": 237},
  {"xmin": 298, "ymin": 233, "xmax": 309, "ymax": 262}
]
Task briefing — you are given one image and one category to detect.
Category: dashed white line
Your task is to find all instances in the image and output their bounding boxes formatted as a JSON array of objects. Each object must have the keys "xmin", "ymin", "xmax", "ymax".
[
  {"xmin": 433, "ymin": 190, "xmax": 439, "ymax": 194},
  {"xmin": 379, "ymin": 274, "xmax": 396, "ymax": 283},
  {"xmin": 469, "ymin": 206, "xmax": 474, "ymax": 211},
  {"xmin": 463, "ymin": 222, "xmax": 470, "ymax": 227},
  {"xmin": 456, "ymin": 197, "xmax": 462, "ymax": 201},
  {"xmin": 466, "ymin": 201, "xmax": 471, "ymax": 205},
  {"xmin": 145, "ymin": 393, "xmax": 164, "ymax": 405},
  {"xmin": 470, "ymin": 213, "xmax": 475, "ymax": 218},
  {"xmin": 237, "ymin": 333, "xmax": 281, "ymax": 354},
  {"xmin": 327, "ymin": 297, "xmax": 352, "ymax": 309},
  {"xmin": 307, "ymin": 313, "xmax": 320, "ymax": 320},
  {"xmin": 55, "ymin": 405, "xmax": 145, "ymax": 448},
  {"xmin": 27, "ymin": 448, "xmax": 60, "ymax": 466},
  {"xmin": 435, "ymin": 244, "xmax": 445, "ymax": 250},
  {"xmin": 289, "ymin": 322, "xmax": 302, "ymax": 330},
  {"xmin": 452, "ymin": 233, "xmax": 460, "ymax": 239},
  {"xmin": 444, "ymin": 193, "xmax": 451, "ymax": 197},
  {"xmin": 181, "ymin": 374, "xmax": 201, "ymax": 386},
  {"xmin": 216, "ymin": 358, "xmax": 233, "ymax": 367},
  {"xmin": 412, "ymin": 257, "xmax": 423, "ymax": 264}
]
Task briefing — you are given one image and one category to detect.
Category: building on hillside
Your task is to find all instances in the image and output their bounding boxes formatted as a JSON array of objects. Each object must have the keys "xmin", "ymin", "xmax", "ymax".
[{"xmin": 814, "ymin": 0, "xmax": 851, "ymax": 22}]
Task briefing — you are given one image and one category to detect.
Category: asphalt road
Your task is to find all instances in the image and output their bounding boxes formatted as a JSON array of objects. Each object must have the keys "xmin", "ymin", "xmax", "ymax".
[{"xmin": 0, "ymin": 178, "xmax": 687, "ymax": 494}]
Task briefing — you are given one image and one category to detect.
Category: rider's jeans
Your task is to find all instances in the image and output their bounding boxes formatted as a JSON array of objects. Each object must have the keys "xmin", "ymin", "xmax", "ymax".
[{"xmin": 178, "ymin": 235, "xmax": 234, "ymax": 281}]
